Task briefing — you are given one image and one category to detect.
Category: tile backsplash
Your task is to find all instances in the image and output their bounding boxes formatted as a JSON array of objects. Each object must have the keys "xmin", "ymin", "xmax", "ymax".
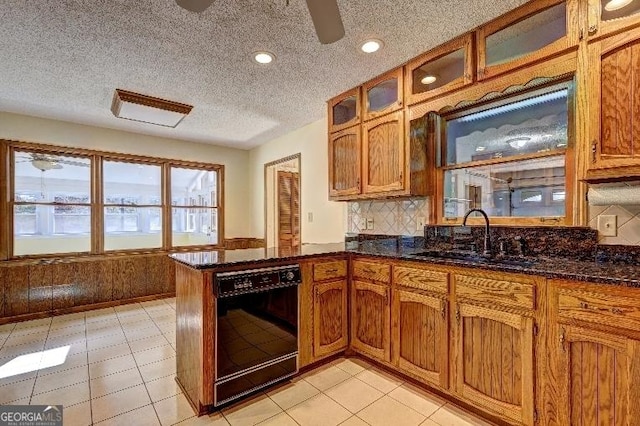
[
  {"xmin": 589, "ymin": 204, "xmax": 640, "ymax": 245},
  {"xmin": 347, "ymin": 197, "xmax": 430, "ymax": 236}
]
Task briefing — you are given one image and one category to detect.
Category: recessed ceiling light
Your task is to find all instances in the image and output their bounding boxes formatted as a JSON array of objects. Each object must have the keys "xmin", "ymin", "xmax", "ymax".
[
  {"xmin": 253, "ymin": 52, "xmax": 274, "ymax": 64},
  {"xmin": 475, "ymin": 146, "xmax": 486, "ymax": 152},
  {"xmin": 361, "ymin": 39, "xmax": 383, "ymax": 53},
  {"xmin": 604, "ymin": 0, "xmax": 633, "ymax": 11},
  {"xmin": 111, "ymin": 89, "xmax": 193, "ymax": 128},
  {"xmin": 421, "ymin": 75, "xmax": 437, "ymax": 85}
]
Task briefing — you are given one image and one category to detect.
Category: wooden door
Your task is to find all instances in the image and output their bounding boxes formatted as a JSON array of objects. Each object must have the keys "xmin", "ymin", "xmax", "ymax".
[
  {"xmin": 328, "ymin": 126, "xmax": 361, "ymax": 198},
  {"xmin": 277, "ymin": 171, "xmax": 300, "ymax": 247},
  {"xmin": 588, "ymin": 26, "xmax": 640, "ymax": 175},
  {"xmin": 362, "ymin": 110, "xmax": 405, "ymax": 194},
  {"xmin": 313, "ymin": 279, "xmax": 348, "ymax": 358},
  {"xmin": 351, "ymin": 280, "xmax": 391, "ymax": 362},
  {"xmin": 455, "ymin": 303, "xmax": 535, "ymax": 425},
  {"xmin": 393, "ymin": 289, "xmax": 448, "ymax": 389},
  {"xmin": 556, "ymin": 325, "xmax": 640, "ymax": 425}
]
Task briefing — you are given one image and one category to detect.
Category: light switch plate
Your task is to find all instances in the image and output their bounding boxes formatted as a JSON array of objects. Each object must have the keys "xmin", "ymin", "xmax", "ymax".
[
  {"xmin": 416, "ymin": 216, "xmax": 426, "ymax": 231},
  {"xmin": 366, "ymin": 218, "xmax": 374, "ymax": 230},
  {"xmin": 597, "ymin": 214, "xmax": 617, "ymax": 237}
]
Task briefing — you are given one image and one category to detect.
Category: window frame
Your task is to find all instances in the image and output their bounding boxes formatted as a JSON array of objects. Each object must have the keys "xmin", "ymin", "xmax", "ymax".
[{"xmin": 1, "ymin": 141, "xmax": 224, "ymax": 259}]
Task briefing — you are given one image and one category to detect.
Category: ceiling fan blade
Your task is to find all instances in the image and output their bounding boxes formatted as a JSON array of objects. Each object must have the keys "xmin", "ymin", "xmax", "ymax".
[
  {"xmin": 175, "ymin": 0, "xmax": 215, "ymax": 13},
  {"xmin": 58, "ymin": 159, "xmax": 90, "ymax": 168},
  {"xmin": 305, "ymin": 0, "xmax": 345, "ymax": 44}
]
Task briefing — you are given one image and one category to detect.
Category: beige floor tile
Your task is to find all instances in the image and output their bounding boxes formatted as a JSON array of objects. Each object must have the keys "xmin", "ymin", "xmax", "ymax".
[
  {"xmin": 88, "ymin": 342, "xmax": 132, "ymax": 364},
  {"xmin": 356, "ymin": 395, "xmax": 425, "ymax": 426},
  {"xmin": 4, "ymin": 330, "xmax": 49, "ymax": 347},
  {"xmin": 91, "ymin": 384, "xmax": 152, "ymax": 423},
  {"xmin": 95, "ymin": 404, "xmax": 159, "ymax": 426},
  {"xmin": 429, "ymin": 404, "xmax": 493, "ymax": 426},
  {"xmin": 175, "ymin": 412, "xmax": 229, "ymax": 426},
  {"xmin": 86, "ymin": 320, "xmax": 121, "ymax": 334},
  {"xmin": 325, "ymin": 377, "xmax": 383, "ymax": 413},
  {"xmin": 332, "ymin": 358, "xmax": 370, "ymax": 376},
  {"xmin": 37, "ymin": 351, "xmax": 88, "ymax": 376},
  {"xmin": 31, "ymin": 381, "xmax": 90, "ymax": 407},
  {"xmin": 118, "ymin": 313, "xmax": 151, "ymax": 325},
  {"xmin": 124, "ymin": 326, "xmax": 163, "ymax": 342},
  {"xmin": 256, "ymin": 412, "xmax": 298, "ymax": 426},
  {"xmin": 339, "ymin": 416, "xmax": 369, "ymax": 426},
  {"xmin": 13, "ymin": 318, "xmax": 51, "ymax": 330},
  {"xmin": 0, "ymin": 367, "xmax": 38, "ymax": 386},
  {"xmin": 144, "ymin": 374, "xmax": 181, "ymax": 402},
  {"xmin": 33, "ymin": 364, "xmax": 89, "ymax": 395},
  {"xmin": 0, "ymin": 341, "xmax": 46, "ymax": 360},
  {"xmin": 133, "ymin": 343, "xmax": 175, "ymax": 366},
  {"xmin": 388, "ymin": 383, "xmax": 446, "ymax": 417},
  {"xmin": 45, "ymin": 333, "xmax": 87, "ymax": 350},
  {"xmin": 48, "ymin": 322, "xmax": 86, "ymax": 337},
  {"xmin": 419, "ymin": 419, "xmax": 440, "ymax": 426},
  {"xmin": 266, "ymin": 378, "xmax": 320, "ymax": 410},
  {"xmin": 154, "ymin": 393, "xmax": 197, "ymax": 426},
  {"xmin": 86, "ymin": 327, "xmax": 126, "ymax": 341},
  {"xmin": 139, "ymin": 356, "xmax": 176, "ymax": 382},
  {"xmin": 0, "ymin": 323, "xmax": 16, "ymax": 334},
  {"xmin": 85, "ymin": 315, "xmax": 119, "ymax": 326},
  {"xmin": 63, "ymin": 401, "xmax": 92, "ymax": 426},
  {"xmin": 287, "ymin": 393, "xmax": 351, "ymax": 426},
  {"xmin": 354, "ymin": 368, "xmax": 402, "ymax": 394},
  {"xmin": 87, "ymin": 333, "xmax": 129, "ymax": 351},
  {"xmin": 222, "ymin": 393, "xmax": 283, "ymax": 426},
  {"xmin": 129, "ymin": 334, "xmax": 170, "ymax": 353},
  {"xmin": 0, "ymin": 378, "xmax": 35, "ymax": 404},
  {"xmin": 89, "ymin": 354, "xmax": 138, "ymax": 379},
  {"xmin": 303, "ymin": 365, "xmax": 351, "ymax": 391},
  {"xmin": 90, "ymin": 367, "xmax": 144, "ymax": 398}
]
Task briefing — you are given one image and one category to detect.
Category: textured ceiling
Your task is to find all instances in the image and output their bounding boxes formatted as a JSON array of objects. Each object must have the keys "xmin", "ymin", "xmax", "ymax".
[{"xmin": 0, "ymin": 0, "xmax": 529, "ymax": 150}]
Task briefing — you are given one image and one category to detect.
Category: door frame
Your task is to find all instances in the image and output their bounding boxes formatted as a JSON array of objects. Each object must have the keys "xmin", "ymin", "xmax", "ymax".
[{"xmin": 264, "ymin": 153, "xmax": 301, "ymax": 248}]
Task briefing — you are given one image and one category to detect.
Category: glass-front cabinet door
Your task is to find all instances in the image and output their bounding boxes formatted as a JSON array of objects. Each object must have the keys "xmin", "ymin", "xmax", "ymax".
[
  {"xmin": 477, "ymin": 0, "xmax": 577, "ymax": 81},
  {"xmin": 405, "ymin": 34, "xmax": 474, "ymax": 106},
  {"xmin": 328, "ymin": 87, "xmax": 361, "ymax": 133},
  {"xmin": 362, "ymin": 68, "xmax": 403, "ymax": 121},
  {"xmin": 588, "ymin": 0, "xmax": 640, "ymax": 40}
]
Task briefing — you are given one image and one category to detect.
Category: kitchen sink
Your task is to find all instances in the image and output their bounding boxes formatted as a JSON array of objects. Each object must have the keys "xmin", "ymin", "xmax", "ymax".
[{"xmin": 410, "ymin": 250, "xmax": 536, "ymax": 268}]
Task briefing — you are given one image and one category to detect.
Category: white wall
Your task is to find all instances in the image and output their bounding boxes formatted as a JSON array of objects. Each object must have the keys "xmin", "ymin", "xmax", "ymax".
[
  {"xmin": 0, "ymin": 112, "xmax": 251, "ymax": 238},
  {"xmin": 249, "ymin": 118, "xmax": 346, "ymax": 244}
]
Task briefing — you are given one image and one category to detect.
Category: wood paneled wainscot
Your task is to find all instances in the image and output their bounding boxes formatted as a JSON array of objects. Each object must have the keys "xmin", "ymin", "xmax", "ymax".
[
  {"xmin": 546, "ymin": 279, "xmax": 640, "ymax": 425},
  {"xmin": 350, "ymin": 258, "xmax": 392, "ymax": 362},
  {"xmin": 392, "ymin": 262, "xmax": 449, "ymax": 390},
  {"xmin": 452, "ymin": 269, "xmax": 542, "ymax": 425}
]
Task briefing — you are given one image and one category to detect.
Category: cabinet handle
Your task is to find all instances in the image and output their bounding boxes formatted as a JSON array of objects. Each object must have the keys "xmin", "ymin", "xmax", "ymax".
[
  {"xmin": 363, "ymin": 268, "xmax": 376, "ymax": 275},
  {"xmin": 591, "ymin": 141, "xmax": 597, "ymax": 164},
  {"xmin": 580, "ymin": 301, "xmax": 624, "ymax": 315},
  {"xmin": 384, "ymin": 288, "xmax": 389, "ymax": 304},
  {"xmin": 356, "ymin": 177, "xmax": 360, "ymax": 188},
  {"xmin": 579, "ymin": 28, "xmax": 584, "ymax": 41},
  {"xmin": 588, "ymin": 25, "xmax": 597, "ymax": 35},
  {"xmin": 559, "ymin": 329, "xmax": 566, "ymax": 352},
  {"xmin": 539, "ymin": 217, "xmax": 561, "ymax": 223},
  {"xmin": 397, "ymin": 100, "xmax": 403, "ymax": 107},
  {"xmin": 325, "ymin": 268, "xmax": 338, "ymax": 274},
  {"xmin": 440, "ymin": 300, "xmax": 447, "ymax": 319},
  {"xmin": 399, "ymin": 171, "xmax": 403, "ymax": 182},
  {"xmin": 455, "ymin": 305, "xmax": 460, "ymax": 323}
]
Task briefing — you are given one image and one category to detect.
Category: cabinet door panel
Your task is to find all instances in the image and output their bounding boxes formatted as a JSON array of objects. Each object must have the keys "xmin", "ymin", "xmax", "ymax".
[
  {"xmin": 329, "ymin": 126, "xmax": 361, "ymax": 197},
  {"xmin": 362, "ymin": 68, "xmax": 403, "ymax": 121},
  {"xmin": 313, "ymin": 280, "xmax": 348, "ymax": 358},
  {"xmin": 393, "ymin": 289, "xmax": 448, "ymax": 389},
  {"xmin": 588, "ymin": 0, "xmax": 640, "ymax": 41},
  {"xmin": 362, "ymin": 111, "xmax": 405, "ymax": 194},
  {"xmin": 558, "ymin": 325, "xmax": 640, "ymax": 425},
  {"xmin": 351, "ymin": 280, "xmax": 390, "ymax": 362},
  {"xmin": 455, "ymin": 303, "xmax": 534, "ymax": 425}
]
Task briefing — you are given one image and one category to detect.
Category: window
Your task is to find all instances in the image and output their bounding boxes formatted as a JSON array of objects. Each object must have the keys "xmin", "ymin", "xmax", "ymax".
[
  {"xmin": 103, "ymin": 161, "xmax": 162, "ymax": 251},
  {"xmin": 439, "ymin": 81, "xmax": 572, "ymax": 222},
  {"xmin": 171, "ymin": 167, "xmax": 218, "ymax": 246},
  {"xmin": 12, "ymin": 151, "xmax": 91, "ymax": 255}
]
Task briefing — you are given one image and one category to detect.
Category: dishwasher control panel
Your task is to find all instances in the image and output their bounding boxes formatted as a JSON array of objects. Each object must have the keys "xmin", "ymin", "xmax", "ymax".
[{"xmin": 215, "ymin": 264, "xmax": 301, "ymax": 298}]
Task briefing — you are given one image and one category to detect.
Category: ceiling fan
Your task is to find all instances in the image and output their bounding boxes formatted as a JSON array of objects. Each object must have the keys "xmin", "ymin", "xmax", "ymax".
[
  {"xmin": 16, "ymin": 153, "xmax": 90, "ymax": 172},
  {"xmin": 175, "ymin": 0, "xmax": 345, "ymax": 44}
]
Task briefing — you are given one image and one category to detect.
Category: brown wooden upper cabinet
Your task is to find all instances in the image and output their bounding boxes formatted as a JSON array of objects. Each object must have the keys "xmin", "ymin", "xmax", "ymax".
[
  {"xmin": 477, "ymin": 0, "xmax": 579, "ymax": 81},
  {"xmin": 362, "ymin": 111, "xmax": 405, "ymax": 194},
  {"xmin": 587, "ymin": 0, "xmax": 640, "ymax": 40},
  {"xmin": 362, "ymin": 68, "xmax": 404, "ymax": 121},
  {"xmin": 404, "ymin": 34, "xmax": 474, "ymax": 106},
  {"xmin": 328, "ymin": 125, "xmax": 361, "ymax": 198},
  {"xmin": 586, "ymin": 25, "xmax": 640, "ymax": 180},
  {"xmin": 328, "ymin": 87, "xmax": 361, "ymax": 133}
]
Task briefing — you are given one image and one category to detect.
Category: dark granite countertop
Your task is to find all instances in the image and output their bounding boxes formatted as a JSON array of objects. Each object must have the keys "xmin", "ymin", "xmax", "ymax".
[{"xmin": 170, "ymin": 242, "xmax": 640, "ymax": 287}]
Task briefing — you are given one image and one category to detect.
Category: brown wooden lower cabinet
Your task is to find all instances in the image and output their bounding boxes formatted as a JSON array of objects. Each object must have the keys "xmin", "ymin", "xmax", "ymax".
[
  {"xmin": 351, "ymin": 279, "xmax": 391, "ymax": 362},
  {"xmin": 313, "ymin": 279, "xmax": 348, "ymax": 358},
  {"xmin": 392, "ymin": 288, "xmax": 448, "ymax": 389}
]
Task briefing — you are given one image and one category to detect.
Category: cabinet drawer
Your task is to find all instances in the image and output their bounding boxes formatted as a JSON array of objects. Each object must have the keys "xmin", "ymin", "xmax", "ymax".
[
  {"xmin": 393, "ymin": 266, "xmax": 448, "ymax": 294},
  {"xmin": 558, "ymin": 287, "xmax": 640, "ymax": 332},
  {"xmin": 353, "ymin": 260, "xmax": 391, "ymax": 283},
  {"xmin": 454, "ymin": 274, "xmax": 535, "ymax": 311},
  {"xmin": 313, "ymin": 260, "xmax": 347, "ymax": 281}
]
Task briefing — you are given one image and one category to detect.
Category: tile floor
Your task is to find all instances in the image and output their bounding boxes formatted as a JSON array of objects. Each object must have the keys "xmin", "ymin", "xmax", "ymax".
[{"xmin": 0, "ymin": 298, "xmax": 492, "ymax": 426}]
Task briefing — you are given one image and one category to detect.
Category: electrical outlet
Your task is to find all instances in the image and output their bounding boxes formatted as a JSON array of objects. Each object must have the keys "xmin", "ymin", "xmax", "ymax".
[
  {"xmin": 358, "ymin": 217, "xmax": 367, "ymax": 230},
  {"xmin": 366, "ymin": 218, "xmax": 374, "ymax": 230},
  {"xmin": 416, "ymin": 216, "xmax": 426, "ymax": 231},
  {"xmin": 597, "ymin": 214, "xmax": 617, "ymax": 237}
]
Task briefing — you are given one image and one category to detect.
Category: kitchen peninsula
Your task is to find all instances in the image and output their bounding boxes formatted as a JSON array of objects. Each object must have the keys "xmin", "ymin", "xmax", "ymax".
[{"xmin": 171, "ymin": 230, "xmax": 640, "ymax": 424}]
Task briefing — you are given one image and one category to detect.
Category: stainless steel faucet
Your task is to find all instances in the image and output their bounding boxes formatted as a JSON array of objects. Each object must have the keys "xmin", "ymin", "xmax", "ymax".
[{"xmin": 462, "ymin": 208, "xmax": 492, "ymax": 257}]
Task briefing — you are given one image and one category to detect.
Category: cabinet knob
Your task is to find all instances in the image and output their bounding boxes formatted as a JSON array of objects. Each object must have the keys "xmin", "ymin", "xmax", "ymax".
[
  {"xmin": 591, "ymin": 141, "xmax": 597, "ymax": 164},
  {"xmin": 588, "ymin": 25, "xmax": 597, "ymax": 35},
  {"xmin": 559, "ymin": 329, "xmax": 566, "ymax": 352}
]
